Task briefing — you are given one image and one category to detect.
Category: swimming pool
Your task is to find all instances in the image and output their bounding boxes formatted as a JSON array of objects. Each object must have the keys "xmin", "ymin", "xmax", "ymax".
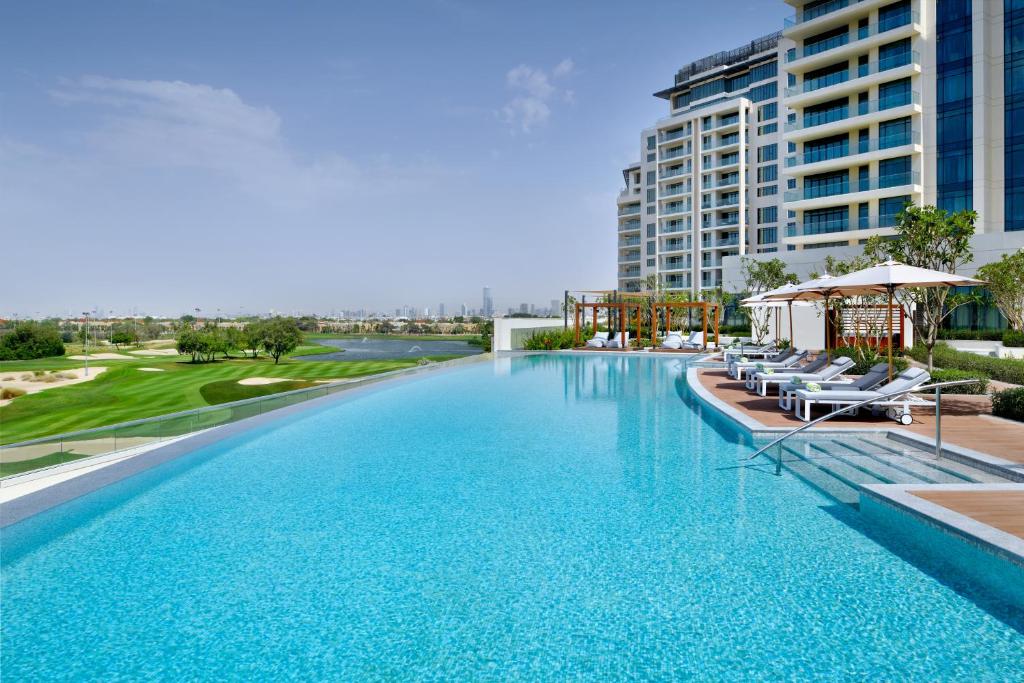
[{"xmin": 2, "ymin": 354, "xmax": 1022, "ymax": 680}]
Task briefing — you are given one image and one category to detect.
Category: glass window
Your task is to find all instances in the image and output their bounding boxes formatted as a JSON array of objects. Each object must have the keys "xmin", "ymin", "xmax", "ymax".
[
  {"xmin": 878, "ymin": 77, "xmax": 912, "ymax": 108},
  {"xmin": 879, "ymin": 38, "xmax": 912, "ymax": 70},
  {"xmin": 757, "ymin": 144, "xmax": 778, "ymax": 162},
  {"xmin": 758, "ymin": 102, "xmax": 777, "ymax": 122},
  {"xmin": 646, "ymin": 171, "xmax": 655, "ymax": 185},
  {"xmin": 646, "ymin": 224, "xmax": 656, "ymax": 238},
  {"xmin": 647, "ymin": 136, "xmax": 657, "ymax": 150},
  {"xmin": 879, "ymin": 116, "xmax": 912, "ymax": 147},
  {"xmin": 879, "ymin": 195, "xmax": 911, "ymax": 225},
  {"xmin": 879, "ymin": 155, "xmax": 912, "ymax": 186},
  {"xmin": 878, "ymin": 0, "xmax": 912, "ymax": 32},
  {"xmin": 803, "ymin": 206, "xmax": 849, "ymax": 234}
]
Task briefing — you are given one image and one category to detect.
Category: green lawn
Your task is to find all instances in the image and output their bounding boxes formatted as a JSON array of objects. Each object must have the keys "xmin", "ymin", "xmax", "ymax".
[
  {"xmin": 308, "ymin": 333, "xmax": 481, "ymax": 343},
  {"xmin": 0, "ymin": 342, "xmax": 457, "ymax": 444}
]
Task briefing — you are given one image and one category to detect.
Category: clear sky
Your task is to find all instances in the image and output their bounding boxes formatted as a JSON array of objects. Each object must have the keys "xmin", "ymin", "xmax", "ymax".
[{"xmin": 2, "ymin": 0, "xmax": 788, "ymax": 318}]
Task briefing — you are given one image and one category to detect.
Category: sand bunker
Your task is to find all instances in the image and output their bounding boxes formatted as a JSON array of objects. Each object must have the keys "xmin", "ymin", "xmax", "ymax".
[
  {"xmin": 138, "ymin": 367, "xmax": 165, "ymax": 372},
  {"xmin": 67, "ymin": 353, "xmax": 134, "ymax": 360},
  {"xmin": 237, "ymin": 377, "xmax": 290, "ymax": 386},
  {"xmin": 129, "ymin": 349, "xmax": 179, "ymax": 356},
  {"xmin": 0, "ymin": 367, "xmax": 108, "ymax": 406}
]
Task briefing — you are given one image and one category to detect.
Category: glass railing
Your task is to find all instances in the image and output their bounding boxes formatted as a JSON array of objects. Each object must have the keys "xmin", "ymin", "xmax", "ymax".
[
  {"xmin": 662, "ymin": 261, "xmax": 691, "ymax": 272},
  {"xmin": 663, "ymin": 202, "xmax": 690, "ymax": 214},
  {"xmin": 785, "ymin": 129, "xmax": 919, "ymax": 166},
  {"xmin": 708, "ymin": 175, "xmax": 740, "ymax": 188},
  {"xmin": 784, "ymin": 170, "xmax": 920, "ymax": 201},
  {"xmin": 784, "ymin": 0, "xmax": 852, "ymax": 28},
  {"xmin": 785, "ymin": 51, "xmax": 918, "ymax": 96},
  {"xmin": 663, "ymin": 240, "xmax": 691, "ymax": 251},
  {"xmin": 0, "ymin": 359, "xmax": 484, "ymax": 480},
  {"xmin": 620, "ymin": 267, "xmax": 641, "ymax": 276},
  {"xmin": 785, "ymin": 91, "xmax": 920, "ymax": 132},
  {"xmin": 786, "ymin": 11, "xmax": 918, "ymax": 62},
  {"xmin": 662, "ymin": 146, "xmax": 691, "ymax": 160},
  {"xmin": 618, "ymin": 252, "xmax": 642, "ymax": 263},
  {"xmin": 662, "ymin": 184, "xmax": 690, "ymax": 197},
  {"xmin": 619, "ymin": 236, "xmax": 641, "ymax": 247},
  {"xmin": 664, "ymin": 279, "xmax": 691, "ymax": 290},
  {"xmin": 618, "ymin": 220, "xmax": 641, "ymax": 232},
  {"xmin": 787, "ymin": 214, "xmax": 901, "ymax": 237},
  {"xmin": 618, "ymin": 204, "xmax": 641, "ymax": 216},
  {"xmin": 659, "ymin": 166, "xmax": 691, "ymax": 179},
  {"xmin": 707, "ymin": 135, "xmax": 740, "ymax": 150},
  {"xmin": 717, "ymin": 115, "xmax": 740, "ymax": 127},
  {"xmin": 661, "ymin": 128, "xmax": 690, "ymax": 142},
  {"xmin": 712, "ymin": 156, "xmax": 740, "ymax": 169},
  {"xmin": 660, "ymin": 223, "xmax": 690, "ymax": 234}
]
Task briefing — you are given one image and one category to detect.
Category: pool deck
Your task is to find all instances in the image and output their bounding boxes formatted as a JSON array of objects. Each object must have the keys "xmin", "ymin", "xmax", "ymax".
[{"xmin": 910, "ymin": 489, "xmax": 1024, "ymax": 540}]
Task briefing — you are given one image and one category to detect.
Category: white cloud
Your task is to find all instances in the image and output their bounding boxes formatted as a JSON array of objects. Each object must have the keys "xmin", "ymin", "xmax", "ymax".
[
  {"xmin": 500, "ymin": 59, "xmax": 574, "ymax": 133},
  {"xmin": 47, "ymin": 76, "xmax": 438, "ymax": 208}
]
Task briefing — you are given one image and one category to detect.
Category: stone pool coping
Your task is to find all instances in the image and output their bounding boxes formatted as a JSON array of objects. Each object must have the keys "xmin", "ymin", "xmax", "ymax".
[{"xmin": 0, "ymin": 353, "xmax": 493, "ymax": 528}]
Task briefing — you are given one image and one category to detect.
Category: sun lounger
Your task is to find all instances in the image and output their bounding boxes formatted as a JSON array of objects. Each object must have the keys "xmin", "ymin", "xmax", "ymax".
[
  {"xmin": 777, "ymin": 363, "xmax": 889, "ymax": 410},
  {"xmin": 660, "ymin": 331, "xmax": 686, "ymax": 349},
  {"xmin": 606, "ymin": 331, "xmax": 630, "ymax": 349},
  {"xmin": 723, "ymin": 343, "xmax": 776, "ymax": 362},
  {"xmin": 728, "ymin": 349, "xmax": 806, "ymax": 381},
  {"xmin": 584, "ymin": 331, "xmax": 609, "ymax": 348},
  {"xmin": 792, "ymin": 367, "xmax": 932, "ymax": 423},
  {"xmin": 746, "ymin": 356, "xmax": 852, "ymax": 396}
]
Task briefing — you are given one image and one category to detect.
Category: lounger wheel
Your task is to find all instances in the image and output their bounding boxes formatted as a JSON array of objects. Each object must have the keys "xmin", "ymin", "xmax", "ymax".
[
  {"xmin": 885, "ymin": 407, "xmax": 897, "ymax": 420},
  {"xmin": 898, "ymin": 412, "xmax": 912, "ymax": 426}
]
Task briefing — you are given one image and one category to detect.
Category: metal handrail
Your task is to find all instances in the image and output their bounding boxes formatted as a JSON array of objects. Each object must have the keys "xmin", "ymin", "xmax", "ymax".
[{"xmin": 743, "ymin": 378, "xmax": 981, "ymax": 474}]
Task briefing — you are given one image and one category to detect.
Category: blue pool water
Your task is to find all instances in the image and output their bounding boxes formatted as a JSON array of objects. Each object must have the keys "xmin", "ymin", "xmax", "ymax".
[{"xmin": 2, "ymin": 354, "xmax": 1022, "ymax": 680}]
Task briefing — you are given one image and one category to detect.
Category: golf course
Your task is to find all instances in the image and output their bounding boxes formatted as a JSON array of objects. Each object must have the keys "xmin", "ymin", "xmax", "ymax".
[{"xmin": 0, "ymin": 336, "xmax": 478, "ymax": 445}]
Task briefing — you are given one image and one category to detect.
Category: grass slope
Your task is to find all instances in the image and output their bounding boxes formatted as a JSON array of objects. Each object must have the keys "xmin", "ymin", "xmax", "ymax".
[{"xmin": 0, "ymin": 353, "xmax": 454, "ymax": 444}]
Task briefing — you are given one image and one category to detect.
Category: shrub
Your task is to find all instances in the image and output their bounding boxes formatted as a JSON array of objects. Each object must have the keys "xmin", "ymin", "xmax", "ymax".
[
  {"xmin": 1002, "ymin": 329, "xmax": 1024, "ymax": 348},
  {"xmin": 831, "ymin": 345, "xmax": 909, "ymax": 375},
  {"xmin": 0, "ymin": 387, "xmax": 26, "ymax": 400},
  {"xmin": 937, "ymin": 328, "xmax": 1005, "ymax": 341},
  {"xmin": 0, "ymin": 323, "xmax": 65, "ymax": 361},
  {"xmin": 908, "ymin": 343, "xmax": 1024, "ymax": 385},
  {"xmin": 523, "ymin": 328, "xmax": 577, "ymax": 350},
  {"xmin": 992, "ymin": 387, "xmax": 1024, "ymax": 422},
  {"xmin": 929, "ymin": 368, "xmax": 989, "ymax": 394}
]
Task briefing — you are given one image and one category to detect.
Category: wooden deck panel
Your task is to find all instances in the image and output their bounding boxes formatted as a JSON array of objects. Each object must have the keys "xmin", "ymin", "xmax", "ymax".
[
  {"xmin": 695, "ymin": 369, "xmax": 1024, "ymax": 465},
  {"xmin": 910, "ymin": 490, "xmax": 1024, "ymax": 540}
]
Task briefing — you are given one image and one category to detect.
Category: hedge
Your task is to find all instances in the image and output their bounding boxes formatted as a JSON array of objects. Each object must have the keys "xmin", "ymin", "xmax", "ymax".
[
  {"xmin": 928, "ymin": 368, "xmax": 989, "ymax": 394},
  {"xmin": 936, "ymin": 328, "xmax": 1005, "ymax": 341},
  {"xmin": 1003, "ymin": 329, "xmax": 1024, "ymax": 348},
  {"xmin": 992, "ymin": 387, "xmax": 1024, "ymax": 422},
  {"xmin": 908, "ymin": 343, "xmax": 1024, "ymax": 385}
]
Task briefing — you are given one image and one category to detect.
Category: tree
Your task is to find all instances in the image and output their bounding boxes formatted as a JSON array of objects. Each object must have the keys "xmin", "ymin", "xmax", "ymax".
[
  {"xmin": 110, "ymin": 329, "xmax": 138, "ymax": 350},
  {"xmin": 242, "ymin": 321, "xmax": 267, "ymax": 359},
  {"xmin": 262, "ymin": 317, "xmax": 303, "ymax": 364},
  {"xmin": 739, "ymin": 257, "xmax": 798, "ymax": 344},
  {"xmin": 977, "ymin": 249, "xmax": 1024, "ymax": 331},
  {"xmin": 863, "ymin": 204, "xmax": 978, "ymax": 370},
  {"xmin": 221, "ymin": 327, "xmax": 244, "ymax": 358},
  {"xmin": 0, "ymin": 323, "xmax": 65, "ymax": 360},
  {"xmin": 176, "ymin": 325, "xmax": 203, "ymax": 362}
]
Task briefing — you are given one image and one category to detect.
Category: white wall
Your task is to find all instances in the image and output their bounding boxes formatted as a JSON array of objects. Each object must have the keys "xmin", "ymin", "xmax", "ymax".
[{"xmin": 492, "ymin": 318, "xmax": 565, "ymax": 351}]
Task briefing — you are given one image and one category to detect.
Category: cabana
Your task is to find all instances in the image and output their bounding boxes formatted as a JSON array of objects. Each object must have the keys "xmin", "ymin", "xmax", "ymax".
[
  {"xmin": 574, "ymin": 301, "xmax": 644, "ymax": 350},
  {"xmin": 650, "ymin": 301, "xmax": 719, "ymax": 352}
]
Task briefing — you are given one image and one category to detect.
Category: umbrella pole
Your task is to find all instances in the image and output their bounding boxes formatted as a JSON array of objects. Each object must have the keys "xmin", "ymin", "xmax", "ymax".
[
  {"xmin": 887, "ymin": 286, "xmax": 894, "ymax": 382},
  {"xmin": 788, "ymin": 300, "xmax": 793, "ymax": 349}
]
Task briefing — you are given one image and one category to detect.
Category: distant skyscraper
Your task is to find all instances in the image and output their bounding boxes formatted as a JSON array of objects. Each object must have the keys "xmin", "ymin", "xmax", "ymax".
[
  {"xmin": 460, "ymin": 303, "xmax": 467, "ymax": 317},
  {"xmin": 482, "ymin": 287, "xmax": 494, "ymax": 318},
  {"xmin": 519, "ymin": 303, "xmax": 529, "ymax": 314},
  {"xmin": 438, "ymin": 303, "xmax": 446, "ymax": 317},
  {"xmin": 550, "ymin": 299, "xmax": 560, "ymax": 316}
]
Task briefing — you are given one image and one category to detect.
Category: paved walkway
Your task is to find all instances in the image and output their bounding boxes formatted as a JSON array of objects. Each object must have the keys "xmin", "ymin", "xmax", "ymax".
[
  {"xmin": 911, "ymin": 489, "xmax": 1024, "ymax": 540},
  {"xmin": 695, "ymin": 369, "xmax": 1024, "ymax": 465}
]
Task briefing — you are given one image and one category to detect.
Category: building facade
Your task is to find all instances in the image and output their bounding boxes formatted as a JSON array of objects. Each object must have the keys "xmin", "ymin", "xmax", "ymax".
[{"xmin": 619, "ymin": 0, "xmax": 1024, "ymax": 295}]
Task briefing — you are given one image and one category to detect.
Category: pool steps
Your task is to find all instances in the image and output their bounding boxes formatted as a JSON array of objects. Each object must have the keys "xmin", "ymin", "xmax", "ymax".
[{"xmin": 778, "ymin": 435, "xmax": 1014, "ymax": 508}]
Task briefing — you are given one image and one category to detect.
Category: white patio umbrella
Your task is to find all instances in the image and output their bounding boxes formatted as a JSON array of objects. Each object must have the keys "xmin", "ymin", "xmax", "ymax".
[
  {"xmin": 814, "ymin": 260, "xmax": 984, "ymax": 380},
  {"xmin": 741, "ymin": 284, "xmax": 813, "ymax": 347},
  {"xmin": 762, "ymin": 275, "xmax": 846, "ymax": 360}
]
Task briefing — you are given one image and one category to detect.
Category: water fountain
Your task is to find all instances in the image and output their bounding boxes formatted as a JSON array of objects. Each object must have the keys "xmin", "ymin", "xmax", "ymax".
[{"xmin": 408, "ymin": 345, "xmax": 422, "ymax": 353}]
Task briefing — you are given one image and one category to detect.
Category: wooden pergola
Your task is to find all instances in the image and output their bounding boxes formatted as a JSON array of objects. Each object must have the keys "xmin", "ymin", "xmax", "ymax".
[
  {"xmin": 574, "ymin": 301, "xmax": 644, "ymax": 349},
  {"xmin": 650, "ymin": 301, "xmax": 719, "ymax": 351}
]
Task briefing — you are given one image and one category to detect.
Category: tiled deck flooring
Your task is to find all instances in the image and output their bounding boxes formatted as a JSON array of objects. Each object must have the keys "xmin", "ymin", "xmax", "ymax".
[
  {"xmin": 695, "ymin": 369, "xmax": 1024, "ymax": 465},
  {"xmin": 910, "ymin": 490, "xmax": 1024, "ymax": 540}
]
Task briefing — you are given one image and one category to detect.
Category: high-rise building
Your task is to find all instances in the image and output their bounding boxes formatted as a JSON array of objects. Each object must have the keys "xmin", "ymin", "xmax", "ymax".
[
  {"xmin": 438, "ymin": 303, "xmax": 446, "ymax": 318},
  {"xmin": 619, "ymin": 0, "xmax": 1024, "ymax": 293},
  {"xmin": 482, "ymin": 287, "xmax": 494, "ymax": 317},
  {"xmin": 460, "ymin": 303, "xmax": 468, "ymax": 317}
]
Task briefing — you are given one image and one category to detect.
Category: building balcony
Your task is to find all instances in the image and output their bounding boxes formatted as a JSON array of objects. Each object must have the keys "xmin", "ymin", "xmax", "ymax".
[
  {"xmin": 618, "ymin": 204, "xmax": 642, "ymax": 216},
  {"xmin": 660, "ymin": 222, "xmax": 691, "ymax": 235},
  {"xmin": 705, "ymin": 135, "xmax": 740, "ymax": 151},
  {"xmin": 659, "ymin": 166, "xmax": 691, "ymax": 180},
  {"xmin": 662, "ymin": 261, "xmax": 692, "ymax": 272},
  {"xmin": 617, "ymin": 188, "xmax": 642, "ymax": 203},
  {"xmin": 619, "ymin": 252, "xmax": 642, "ymax": 263},
  {"xmin": 662, "ymin": 145, "xmax": 691, "ymax": 161},
  {"xmin": 784, "ymin": 131, "xmax": 921, "ymax": 174},
  {"xmin": 784, "ymin": 171, "xmax": 921, "ymax": 210},
  {"xmin": 783, "ymin": 215, "xmax": 902, "ymax": 246},
  {"xmin": 619, "ymin": 266, "xmax": 641, "ymax": 277},
  {"xmin": 661, "ymin": 183, "xmax": 691, "ymax": 197},
  {"xmin": 619, "ymin": 236, "xmax": 641, "ymax": 247},
  {"xmin": 708, "ymin": 157, "xmax": 741, "ymax": 171},
  {"xmin": 659, "ymin": 127, "xmax": 691, "ymax": 144},
  {"xmin": 701, "ymin": 217, "xmax": 740, "ymax": 230},
  {"xmin": 618, "ymin": 220, "xmax": 641, "ymax": 233},
  {"xmin": 787, "ymin": 14, "xmax": 921, "ymax": 74},
  {"xmin": 704, "ymin": 113, "xmax": 741, "ymax": 132},
  {"xmin": 701, "ymin": 196, "xmax": 740, "ymax": 210},
  {"xmin": 784, "ymin": 52, "xmax": 920, "ymax": 108},
  {"xmin": 662, "ymin": 202, "xmax": 692, "ymax": 216},
  {"xmin": 706, "ymin": 175, "xmax": 740, "ymax": 189},
  {"xmin": 783, "ymin": 0, "xmax": 886, "ymax": 39},
  {"xmin": 783, "ymin": 92, "xmax": 921, "ymax": 139},
  {"xmin": 662, "ymin": 239, "xmax": 691, "ymax": 253},
  {"xmin": 663, "ymin": 278, "xmax": 691, "ymax": 290}
]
